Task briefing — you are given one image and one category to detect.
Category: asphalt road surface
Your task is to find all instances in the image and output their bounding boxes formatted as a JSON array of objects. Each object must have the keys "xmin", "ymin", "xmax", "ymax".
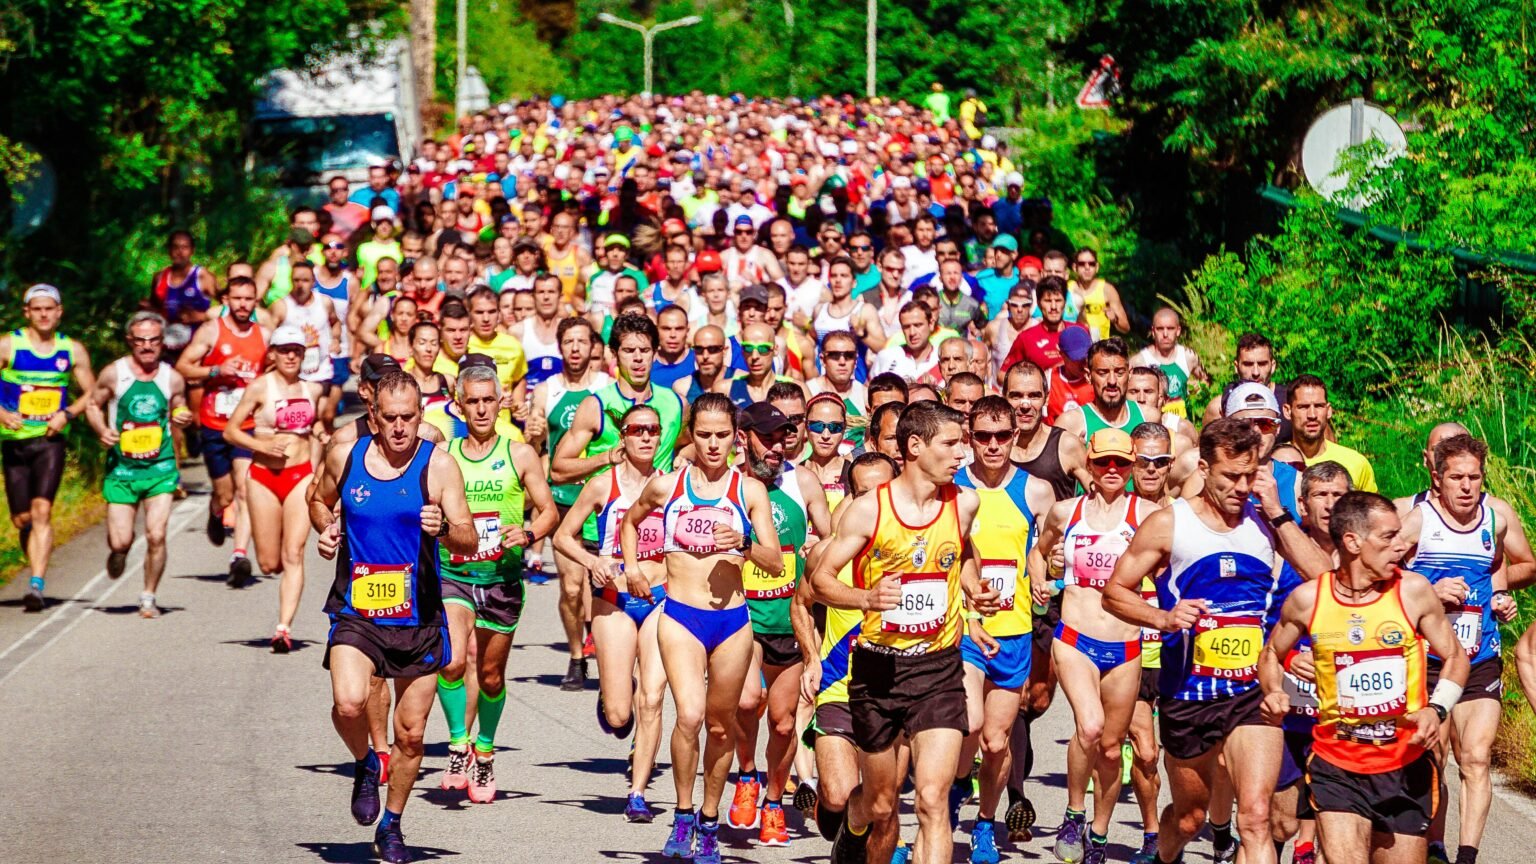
[{"xmin": 2, "ymin": 466, "xmax": 1535, "ymax": 863}]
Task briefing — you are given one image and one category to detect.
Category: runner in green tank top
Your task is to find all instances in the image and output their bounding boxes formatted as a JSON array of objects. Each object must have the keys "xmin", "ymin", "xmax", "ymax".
[
  {"xmin": 434, "ymin": 364, "xmax": 558, "ymax": 804},
  {"xmin": 726, "ymin": 402, "xmax": 835, "ymax": 842},
  {"xmin": 86, "ymin": 312, "xmax": 191, "ymax": 618}
]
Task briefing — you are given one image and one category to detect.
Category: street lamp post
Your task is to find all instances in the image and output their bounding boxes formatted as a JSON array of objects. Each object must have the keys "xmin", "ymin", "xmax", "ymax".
[
  {"xmin": 596, "ymin": 12, "xmax": 703, "ymax": 99},
  {"xmin": 866, "ymin": 0, "xmax": 877, "ymax": 97}
]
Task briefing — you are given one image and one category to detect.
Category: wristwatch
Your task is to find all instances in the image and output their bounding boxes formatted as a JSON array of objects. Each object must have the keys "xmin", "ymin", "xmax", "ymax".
[
  {"xmin": 436, "ymin": 518, "xmax": 450, "ymax": 538},
  {"xmin": 1268, "ymin": 511, "xmax": 1296, "ymax": 529},
  {"xmin": 738, "ymin": 533, "xmax": 752, "ymax": 553},
  {"xmin": 1430, "ymin": 703, "xmax": 1449, "ymax": 723}
]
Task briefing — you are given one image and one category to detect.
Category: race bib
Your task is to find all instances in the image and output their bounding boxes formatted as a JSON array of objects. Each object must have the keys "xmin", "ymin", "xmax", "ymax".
[
  {"xmin": 350, "ymin": 562, "xmax": 414, "ymax": 620},
  {"xmin": 1070, "ymin": 534, "xmax": 1124, "ymax": 591},
  {"xmin": 17, "ymin": 385, "xmax": 62, "ymax": 420},
  {"xmin": 1191, "ymin": 614, "xmax": 1263, "ymax": 682},
  {"xmin": 979, "ymin": 558, "xmax": 1018, "ymax": 612},
  {"xmin": 672, "ymin": 505, "xmax": 734, "ymax": 553},
  {"xmin": 1451, "ymin": 606, "xmax": 1482, "ymax": 656},
  {"xmin": 451, "ymin": 511, "xmax": 503, "ymax": 564},
  {"xmin": 1336, "ymin": 647, "xmax": 1408, "ymax": 719},
  {"xmin": 1282, "ymin": 657, "xmax": 1319, "ymax": 719},
  {"xmin": 636, "ymin": 513, "xmax": 665, "ymax": 560},
  {"xmin": 274, "ymin": 398, "xmax": 313, "ymax": 433},
  {"xmin": 744, "ymin": 548, "xmax": 798, "ymax": 600},
  {"xmin": 210, "ymin": 387, "xmax": 244, "ymax": 419},
  {"xmin": 881, "ymin": 572, "xmax": 947, "ymax": 636},
  {"xmin": 119, "ymin": 421, "xmax": 163, "ymax": 459},
  {"xmin": 1140, "ymin": 587, "xmax": 1161, "ymax": 643}
]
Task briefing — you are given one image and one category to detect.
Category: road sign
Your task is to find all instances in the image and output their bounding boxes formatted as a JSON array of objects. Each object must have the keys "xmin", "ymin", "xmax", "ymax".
[
  {"xmin": 1300, "ymin": 98, "xmax": 1407, "ymax": 208},
  {"xmin": 1075, "ymin": 55, "xmax": 1119, "ymax": 110}
]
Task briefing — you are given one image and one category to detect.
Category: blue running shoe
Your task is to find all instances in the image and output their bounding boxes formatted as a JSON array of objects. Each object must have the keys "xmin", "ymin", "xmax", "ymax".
[
  {"xmin": 662, "ymin": 812, "xmax": 696, "ymax": 858},
  {"xmin": 1053, "ymin": 812, "xmax": 1086, "ymax": 864},
  {"xmin": 373, "ymin": 823, "xmax": 412, "ymax": 863},
  {"xmin": 891, "ymin": 843, "xmax": 911, "ymax": 864},
  {"xmin": 694, "ymin": 820, "xmax": 722, "ymax": 864},
  {"xmin": 1083, "ymin": 841, "xmax": 1107, "ymax": 864},
  {"xmin": 351, "ymin": 754, "xmax": 382, "ymax": 825},
  {"xmin": 948, "ymin": 777, "xmax": 972, "ymax": 824},
  {"xmin": 1129, "ymin": 833, "xmax": 1159, "ymax": 864},
  {"xmin": 625, "ymin": 792, "xmax": 654, "ymax": 823},
  {"xmin": 970, "ymin": 821, "xmax": 1001, "ymax": 864}
]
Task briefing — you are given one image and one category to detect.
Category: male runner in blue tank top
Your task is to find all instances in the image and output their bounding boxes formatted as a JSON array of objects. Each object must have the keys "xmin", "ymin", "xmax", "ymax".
[
  {"xmin": 1103, "ymin": 419, "xmax": 1332, "ymax": 864},
  {"xmin": 310, "ymin": 371, "xmax": 479, "ymax": 864}
]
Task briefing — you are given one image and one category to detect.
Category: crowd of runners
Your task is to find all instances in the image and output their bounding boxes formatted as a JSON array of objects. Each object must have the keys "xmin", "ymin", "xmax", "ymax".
[{"xmin": 10, "ymin": 92, "xmax": 1535, "ymax": 864}]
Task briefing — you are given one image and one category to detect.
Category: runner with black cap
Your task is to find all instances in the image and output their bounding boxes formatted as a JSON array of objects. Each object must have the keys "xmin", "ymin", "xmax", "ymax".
[{"xmin": 0, "ymin": 283, "xmax": 99, "ymax": 612}]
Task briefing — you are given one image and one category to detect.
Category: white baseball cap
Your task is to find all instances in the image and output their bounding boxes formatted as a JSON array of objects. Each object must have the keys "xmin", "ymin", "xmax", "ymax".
[
  {"xmin": 891, "ymin": 176, "xmax": 912, "ymax": 190},
  {"xmin": 1224, "ymin": 382, "xmax": 1280, "ymax": 416},
  {"xmin": 270, "ymin": 325, "xmax": 306, "ymax": 348},
  {"xmin": 23, "ymin": 283, "xmax": 61, "ymax": 304},
  {"xmin": 370, "ymin": 205, "xmax": 396, "ymax": 222}
]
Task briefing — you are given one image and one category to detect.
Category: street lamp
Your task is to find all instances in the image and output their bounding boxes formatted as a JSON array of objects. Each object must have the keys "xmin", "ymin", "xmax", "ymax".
[{"xmin": 596, "ymin": 12, "xmax": 703, "ymax": 99}]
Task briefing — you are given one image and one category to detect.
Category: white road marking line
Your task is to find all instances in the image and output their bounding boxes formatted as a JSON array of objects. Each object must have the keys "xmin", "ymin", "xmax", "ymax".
[{"xmin": 0, "ymin": 499, "xmax": 203, "ymax": 687}]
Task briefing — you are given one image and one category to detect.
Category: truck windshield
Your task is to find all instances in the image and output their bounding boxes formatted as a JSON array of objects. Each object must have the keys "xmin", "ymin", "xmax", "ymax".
[{"xmin": 252, "ymin": 113, "xmax": 399, "ymax": 187}]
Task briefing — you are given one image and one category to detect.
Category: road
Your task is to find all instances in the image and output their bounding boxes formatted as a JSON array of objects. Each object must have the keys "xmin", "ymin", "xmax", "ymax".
[{"xmin": 1, "ymin": 463, "xmax": 1534, "ymax": 863}]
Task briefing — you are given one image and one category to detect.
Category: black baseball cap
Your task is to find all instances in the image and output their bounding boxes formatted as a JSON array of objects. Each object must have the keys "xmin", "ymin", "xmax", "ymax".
[
  {"xmin": 359, "ymin": 354, "xmax": 401, "ymax": 383},
  {"xmin": 458, "ymin": 352, "xmax": 497, "ymax": 372},
  {"xmin": 739, "ymin": 402, "xmax": 793, "ymax": 435}
]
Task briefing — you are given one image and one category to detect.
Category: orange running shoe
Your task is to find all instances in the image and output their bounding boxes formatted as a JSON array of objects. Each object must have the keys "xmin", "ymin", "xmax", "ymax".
[
  {"xmin": 758, "ymin": 802, "xmax": 789, "ymax": 847},
  {"xmin": 726, "ymin": 775, "xmax": 762, "ymax": 829}
]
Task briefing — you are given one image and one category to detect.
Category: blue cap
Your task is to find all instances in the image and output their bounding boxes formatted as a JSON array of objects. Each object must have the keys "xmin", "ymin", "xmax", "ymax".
[
  {"xmin": 914, "ymin": 177, "xmax": 932, "ymax": 194},
  {"xmin": 484, "ymin": 172, "xmax": 502, "ymax": 183},
  {"xmin": 1059, "ymin": 326, "xmax": 1092, "ymax": 362},
  {"xmin": 991, "ymin": 234, "xmax": 1019, "ymax": 251},
  {"xmin": 733, "ymin": 214, "xmax": 754, "ymax": 228}
]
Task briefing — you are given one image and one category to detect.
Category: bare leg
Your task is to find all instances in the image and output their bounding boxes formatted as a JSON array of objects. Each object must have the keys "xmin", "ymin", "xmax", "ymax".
[
  {"xmin": 140, "ymin": 493, "xmax": 173, "ymax": 596},
  {"xmin": 385, "ymin": 673, "xmax": 438, "ymax": 815},
  {"xmin": 632, "ymin": 608, "xmax": 668, "ymax": 795},
  {"xmin": 275, "ymin": 476, "xmax": 313, "ymax": 630}
]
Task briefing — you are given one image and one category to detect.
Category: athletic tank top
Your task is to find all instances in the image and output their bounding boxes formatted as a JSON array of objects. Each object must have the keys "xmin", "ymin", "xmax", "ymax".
[
  {"xmin": 955, "ymin": 465, "xmax": 1035, "ymax": 639},
  {"xmin": 0, "ymin": 329, "xmax": 76, "ymax": 441},
  {"xmin": 327, "ymin": 440, "xmax": 443, "ymax": 626},
  {"xmin": 812, "ymin": 299, "xmax": 863, "ymax": 346},
  {"xmin": 660, "ymin": 467, "xmax": 751, "ymax": 557},
  {"xmin": 1013, "ymin": 427, "xmax": 1076, "ymax": 501},
  {"xmin": 545, "ymin": 373, "xmax": 609, "ymax": 510},
  {"xmin": 418, "ymin": 373, "xmax": 451, "ymax": 413},
  {"xmin": 1412, "ymin": 498, "xmax": 1499, "ymax": 664},
  {"xmin": 650, "ymin": 352, "xmax": 696, "ymax": 391},
  {"xmin": 1062, "ymin": 495, "xmax": 1145, "ymax": 591},
  {"xmin": 854, "ymin": 482, "xmax": 966, "ymax": 654},
  {"xmin": 256, "ymin": 376, "xmax": 316, "ymax": 437},
  {"xmin": 106, "ymin": 359, "xmax": 175, "ymax": 476},
  {"xmin": 155, "ymin": 265, "xmax": 210, "ymax": 321},
  {"xmin": 585, "ymin": 382, "xmax": 685, "ymax": 474},
  {"xmin": 313, "ymin": 269, "xmax": 352, "ymax": 356},
  {"xmin": 1268, "ymin": 563, "xmax": 1317, "ymax": 734},
  {"xmin": 1133, "ymin": 345, "xmax": 1195, "ymax": 418},
  {"xmin": 1310, "ymin": 571, "xmax": 1428, "ymax": 774},
  {"xmin": 744, "ymin": 463, "xmax": 809, "ymax": 635},
  {"xmin": 440, "ymin": 435, "xmax": 525, "ymax": 585},
  {"xmin": 283, "ymin": 292, "xmax": 333, "ymax": 383},
  {"xmin": 1157, "ymin": 497, "xmax": 1278, "ymax": 701},
  {"xmin": 544, "ymin": 242, "xmax": 582, "ymax": 304},
  {"xmin": 515, "ymin": 318, "xmax": 562, "ymax": 389},
  {"xmin": 1082, "ymin": 401, "xmax": 1147, "ymax": 440},
  {"xmin": 1073, "ymin": 278, "xmax": 1111, "ymax": 341},
  {"xmin": 199, "ymin": 317, "xmax": 266, "ymax": 431},
  {"xmin": 817, "ymin": 557, "xmax": 862, "ymax": 706},
  {"xmin": 594, "ymin": 469, "xmax": 664, "ymax": 560}
]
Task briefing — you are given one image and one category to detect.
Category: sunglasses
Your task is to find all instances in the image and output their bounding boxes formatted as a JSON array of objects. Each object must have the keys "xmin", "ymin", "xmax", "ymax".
[
  {"xmin": 1091, "ymin": 456, "xmax": 1133, "ymax": 469},
  {"xmin": 692, "ymin": 344, "xmax": 725, "ymax": 355},
  {"xmin": 1075, "ymin": 260, "xmax": 1098, "ymax": 267},
  {"xmin": 741, "ymin": 342, "xmax": 774, "ymax": 356},
  {"xmin": 128, "ymin": 336, "xmax": 164, "ymax": 346},
  {"xmin": 849, "ymin": 244, "xmax": 873, "ymax": 252},
  {"xmin": 807, "ymin": 420, "xmax": 846, "ymax": 435},
  {"xmin": 783, "ymin": 413, "xmax": 806, "ymax": 426},
  {"xmin": 971, "ymin": 429, "xmax": 1014, "ymax": 445},
  {"xmin": 623, "ymin": 423, "xmax": 661, "ymax": 437},
  {"xmin": 1136, "ymin": 454, "xmax": 1175, "ymax": 468},
  {"xmin": 325, "ymin": 242, "xmax": 348, "ymax": 251},
  {"xmin": 1007, "ymin": 301, "xmax": 1031, "ymax": 310},
  {"xmin": 823, "ymin": 350, "xmax": 857, "ymax": 361},
  {"xmin": 1246, "ymin": 417, "xmax": 1281, "ymax": 432}
]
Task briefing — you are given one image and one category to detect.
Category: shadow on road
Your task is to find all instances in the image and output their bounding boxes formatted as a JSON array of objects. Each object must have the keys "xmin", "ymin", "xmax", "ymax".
[
  {"xmin": 97, "ymin": 603, "xmax": 185, "ymax": 616},
  {"xmin": 509, "ymin": 672, "xmax": 585, "ymax": 688},
  {"xmin": 296, "ymin": 841, "xmax": 457, "ymax": 862},
  {"xmin": 421, "ymin": 786, "xmax": 535, "ymax": 809},
  {"xmin": 220, "ymin": 637, "xmax": 316, "ymax": 652},
  {"xmin": 0, "ymin": 595, "xmax": 75, "ymax": 611},
  {"xmin": 535, "ymin": 756, "xmax": 631, "ymax": 776}
]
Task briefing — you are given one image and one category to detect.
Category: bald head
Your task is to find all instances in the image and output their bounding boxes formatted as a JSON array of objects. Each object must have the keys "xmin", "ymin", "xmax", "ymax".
[
  {"xmin": 1425, "ymin": 421, "xmax": 1472, "ymax": 473},
  {"xmin": 742, "ymin": 322, "xmax": 775, "ymax": 345}
]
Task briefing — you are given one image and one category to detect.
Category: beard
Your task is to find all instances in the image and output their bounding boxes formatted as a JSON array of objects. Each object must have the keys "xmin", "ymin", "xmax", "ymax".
[{"xmin": 746, "ymin": 448, "xmax": 782, "ymax": 483}]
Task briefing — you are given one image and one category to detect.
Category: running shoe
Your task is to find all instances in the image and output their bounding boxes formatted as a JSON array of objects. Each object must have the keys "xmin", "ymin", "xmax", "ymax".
[
  {"xmin": 227, "ymin": 555, "xmax": 252, "ymax": 589},
  {"xmin": 624, "ymin": 792, "xmax": 654, "ymax": 823},
  {"xmin": 561, "ymin": 658, "xmax": 587, "ymax": 692},
  {"xmin": 694, "ymin": 819, "xmax": 722, "ymax": 864},
  {"xmin": 582, "ymin": 632, "xmax": 596, "ymax": 658},
  {"xmin": 467, "ymin": 755, "xmax": 495, "ymax": 803},
  {"xmin": 792, "ymin": 776, "xmax": 819, "ymax": 821},
  {"xmin": 661, "ymin": 812, "xmax": 696, "ymax": 858},
  {"xmin": 139, "ymin": 593, "xmax": 160, "ymax": 619},
  {"xmin": 1293, "ymin": 848, "xmax": 1316, "ymax": 864},
  {"xmin": 1005, "ymin": 794, "xmax": 1036, "ymax": 842},
  {"xmin": 758, "ymin": 802, "xmax": 789, "ymax": 847},
  {"xmin": 597, "ymin": 691, "xmax": 634, "ymax": 738},
  {"xmin": 207, "ymin": 508, "xmax": 227, "ymax": 546},
  {"xmin": 969, "ymin": 820, "xmax": 1001, "ymax": 864},
  {"xmin": 831, "ymin": 820, "xmax": 868, "ymax": 864},
  {"xmin": 1427, "ymin": 844, "xmax": 1451, "ymax": 864},
  {"xmin": 1054, "ymin": 812, "xmax": 1086, "ymax": 864},
  {"xmin": 373, "ymin": 823, "xmax": 411, "ymax": 864},
  {"xmin": 440, "ymin": 744, "xmax": 471, "ymax": 791},
  {"xmin": 726, "ymin": 775, "xmax": 762, "ymax": 829},
  {"xmin": 377, "ymin": 750, "xmax": 390, "ymax": 786},
  {"xmin": 1129, "ymin": 834, "xmax": 1158, "ymax": 864},
  {"xmin": 351, "ymin": 756, "xmax": 382, "ymax": 825},
  {"xmin": 891, "ymin": 843, "xmax": 911, "ymax": 864},
  {"xmin": 21, "ymin": 584, "xmax": 42, "ymax": 613},
  {"xmin": 107, "ymin": 550, "xmax": 127, "ymax": 580},
  {"xmin": 270, "ymin": 628, "xmax": 292, "ymax": 654},
  {"xmin": 1212, "ymin": 836, "xmax": 1237, "ymax": 864},
  {"xmin": 1083, "ymin": 841, "xmax": 1107, "ymax": 864},
  {"xmin": 948, "ymin": 776, "xmax": 972, "ymax": 824}
]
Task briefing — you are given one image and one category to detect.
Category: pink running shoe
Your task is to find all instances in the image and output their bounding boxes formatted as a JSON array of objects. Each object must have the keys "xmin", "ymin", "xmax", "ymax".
[
  {"xmin": 441, "ymin": 745, "xmax": 471, "ymax": 790},
  {"xmin": 467, "ymin": 756, "xmax": 496, "ymax": 803}
]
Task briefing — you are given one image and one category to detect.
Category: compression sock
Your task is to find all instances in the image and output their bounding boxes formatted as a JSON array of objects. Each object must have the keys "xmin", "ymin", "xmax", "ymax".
[
  {"xmin": 1210, "ymin": 821, "xmax": 1234, "ymax": 852},
  {"xmin": 473, "ymin": 687, "xmax": 506, "ymax": 755},
  {"xmin": 378, "ymin": 809, "xmax": 401, "ymax": 832},
  {"xmin": 1457, "ymin": 847, "xmax": 1480, "ymax": 864},
  {"xmin": 435, "ymin": 674, "xmax": 469, "ymax": 747}
]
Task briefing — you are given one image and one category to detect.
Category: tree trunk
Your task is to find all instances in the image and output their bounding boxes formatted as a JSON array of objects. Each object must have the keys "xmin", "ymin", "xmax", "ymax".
[{"xmin": 409, "ymin": 0, "xmax": 437, "ymax": 129}]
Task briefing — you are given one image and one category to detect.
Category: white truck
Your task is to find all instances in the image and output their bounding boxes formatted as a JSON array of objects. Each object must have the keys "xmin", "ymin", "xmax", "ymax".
[{"xmin": 251, "ymin": 38, "xmax": 421, "ymax": 198}]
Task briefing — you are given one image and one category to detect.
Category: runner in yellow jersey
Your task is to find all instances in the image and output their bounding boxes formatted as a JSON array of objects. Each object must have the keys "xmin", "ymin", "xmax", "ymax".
[
  {"xmin": 541, "ymin": 212, "xmax": 592, "ymax": 310},
  {"xmin": 952, "ymin": 396, "xmax": 1055, "ymax": 864},
  {"xmin": 1066, "ymin": 248, "xmax": 1127, "ymax": 341},
  {"xmin": 1261, "ymin": 491, "xmax": 1467, "ymax": 864},
  {"xmin": 793, "ymin": 452, "xmax": 898, "ymax": 852},
  {"xmin": 809, "ymin": 400, "xmax": 995, "ymax": 864}
]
